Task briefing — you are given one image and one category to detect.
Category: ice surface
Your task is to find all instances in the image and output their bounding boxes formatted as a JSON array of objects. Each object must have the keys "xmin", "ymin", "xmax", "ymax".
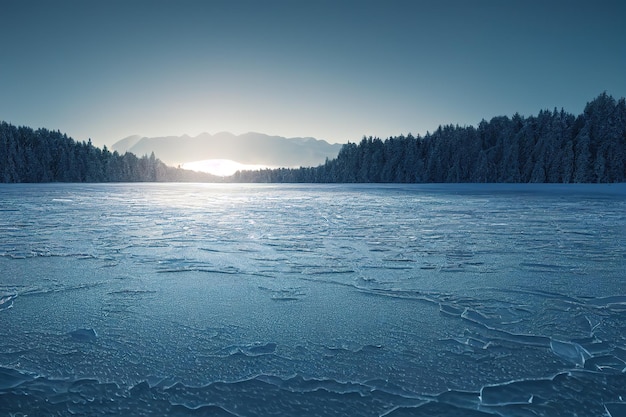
[
  {"xmin": 0, "ymin": 366, "xmax": 36, "ymax": 390},
  {"xmin": 549, "ymin": 339, "xmax": 591, "ymax": 367},
  {"xmin": 0, "ymin": 292, "xmax": 17, "ymax": 311},
  {"xmin": 605, "ymin": 402, "xmax": 626, "ymax": 417},
  {"xmin": 69, "ymin": 328, "xmax": 98, "ymax": 342},
  {"xmin": 1, "ymin": 183, "xmax": 625, "ymax": 416}
]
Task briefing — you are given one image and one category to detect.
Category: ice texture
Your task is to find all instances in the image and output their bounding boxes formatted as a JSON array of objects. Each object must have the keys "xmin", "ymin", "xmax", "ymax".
[
  {"xmin": 1, "ymin": 183, "xmax": 625, "ymax": 416},
  {"xmin": 69, "ymin": 328, "xmax": 98, "ymax": 342}
]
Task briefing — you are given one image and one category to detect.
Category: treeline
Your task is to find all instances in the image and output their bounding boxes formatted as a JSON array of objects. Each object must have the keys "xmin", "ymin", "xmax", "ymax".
[
  {"xmin": 0, "ymin": 122, "xmax": 217, "ymax": 183},
  {"xmin": 2, "ymin": 93, "xmax": 625, "ymax": 184},
  {"xmin": 231, "ymin": 93, "xmax": 626, "ymax": 183}
]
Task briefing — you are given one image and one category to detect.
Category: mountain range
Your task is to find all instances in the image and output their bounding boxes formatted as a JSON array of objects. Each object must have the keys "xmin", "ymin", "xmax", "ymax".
[{"xmin": 111, "ymin": 132, "xmax": 343, "ymax": 169}]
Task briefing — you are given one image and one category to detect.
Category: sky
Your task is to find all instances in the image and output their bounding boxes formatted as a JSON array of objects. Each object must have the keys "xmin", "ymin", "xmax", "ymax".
[{"xmin": 1, "ymin": 0, "xmax": 625, "ymax": 148}]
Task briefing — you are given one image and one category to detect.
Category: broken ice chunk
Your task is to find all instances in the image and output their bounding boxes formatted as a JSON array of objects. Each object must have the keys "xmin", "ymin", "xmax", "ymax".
[
  {"xmin": 69, "ymin": 328, "xmax": 98, "ymax": 342},
  {"xmin": 0, "ymin": 366, "xmax": 36, "ymax": 390},
  {"xmin": 0, "ymin": 292, "xmax": 17, "ymax": 312},
  {"xmin": 550, "ymin": 339, "xmax": 591, "ymax": 367}
]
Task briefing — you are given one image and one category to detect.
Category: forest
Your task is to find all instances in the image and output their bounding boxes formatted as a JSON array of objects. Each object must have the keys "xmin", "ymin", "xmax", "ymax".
[
  {"xmin": 1, "ymin": 93, "xmax": 625, "ymax": 183},
  {"xmin": 231, "ymin": 93, "xmax": 626, "ymax": 183},
  {"xmin": 0, "ymin": 123, "xmax": 217, "ymax": 183}
]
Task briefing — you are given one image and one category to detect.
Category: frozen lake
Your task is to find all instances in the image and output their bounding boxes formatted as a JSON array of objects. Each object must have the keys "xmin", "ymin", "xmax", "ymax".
[{"xmin": 1, "ymin": 183, "xmax": 625, "ymax": 416}]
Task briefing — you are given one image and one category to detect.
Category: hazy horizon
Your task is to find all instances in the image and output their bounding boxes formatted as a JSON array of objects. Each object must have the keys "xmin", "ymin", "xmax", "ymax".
[
  {"xmin": 110, "ymin": 131, "xmax": 343, "ymax": 176},
  {"xmin": 1, "ymin": 0, "xmax": 625, "ymax": 148}
]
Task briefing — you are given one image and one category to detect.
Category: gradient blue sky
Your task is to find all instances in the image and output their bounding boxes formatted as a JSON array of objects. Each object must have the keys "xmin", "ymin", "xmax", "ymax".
[{"xmin": 1, "ymin": 0, "xmax": 625, "ymax": 147}]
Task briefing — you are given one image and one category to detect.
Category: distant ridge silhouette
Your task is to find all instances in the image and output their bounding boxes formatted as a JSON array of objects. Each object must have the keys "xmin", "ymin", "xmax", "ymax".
[{"xmin": 111, "ymin": 132, "xmax": 343, "ymax": 168}]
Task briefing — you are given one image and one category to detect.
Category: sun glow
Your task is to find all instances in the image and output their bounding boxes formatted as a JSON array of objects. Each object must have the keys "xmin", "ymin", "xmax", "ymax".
[{"xmin": 180, "ymin": 159, "xmax": 275, "ymax": 177}]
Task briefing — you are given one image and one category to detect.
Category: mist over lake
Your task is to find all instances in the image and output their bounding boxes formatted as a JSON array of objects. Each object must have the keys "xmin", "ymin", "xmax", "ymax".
[{"xmin": 1, "ymin": 183, "xmax": 625, "ymax": 416}]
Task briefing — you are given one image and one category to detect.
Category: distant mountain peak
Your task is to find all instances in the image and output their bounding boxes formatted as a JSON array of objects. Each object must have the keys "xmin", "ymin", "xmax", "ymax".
[{"xmin": 113, "ymin": 134, "xmax": 144, "ymax": 153}]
